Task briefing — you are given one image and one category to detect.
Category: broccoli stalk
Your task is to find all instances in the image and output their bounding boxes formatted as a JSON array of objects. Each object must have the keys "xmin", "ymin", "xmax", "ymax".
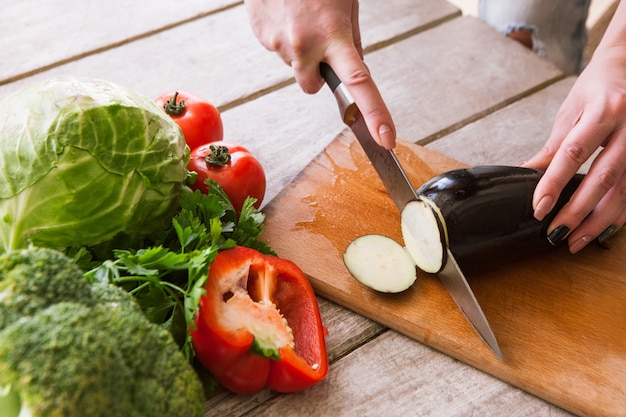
[
  {"xmin": 0, "ymin": 247, "xmax": 205, "ymax": 417},
  {"xmin": 0, "ymin": 385, "xmax": 21, "ymax": 417}
]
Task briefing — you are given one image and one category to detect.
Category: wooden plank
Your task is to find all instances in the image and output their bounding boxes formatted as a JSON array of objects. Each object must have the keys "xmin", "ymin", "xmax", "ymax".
[
  {"xmin": 359, "ymin": 0, "xmax": 460, "ymax": 48},
  {"xmin": 427, "ymin": 76, "xmax": 599, "ymax": 173},
  {"xmin": 241, "ymin": 331, "xmax": 573, "ymax": 417},
  {"xmin": 427, "ymin": 77, "xmax": 577, "ymax": 165},
  {"xmin": 362, "ymin": 17, "xmax": 563, "ymax": 145},
  {"xmin": 260, "ymin": 132, "xmax": 626, "ymax": 417},
  {"xmin": 0, "ymin": 0, "xmax": 239, "ymax": 85},
  {"xmin": 318, "ymin": 298, "xmax": 387, "ymax": 363},
  {"xmin": 0, "ymin": 0, "xmax": 459, "ymax": 103}
]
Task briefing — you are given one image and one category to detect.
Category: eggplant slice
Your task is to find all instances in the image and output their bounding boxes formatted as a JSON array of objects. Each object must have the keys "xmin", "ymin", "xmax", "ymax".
[{"xmin": 343, "ymin": 234, "xmax": 417, "ymax": 293}]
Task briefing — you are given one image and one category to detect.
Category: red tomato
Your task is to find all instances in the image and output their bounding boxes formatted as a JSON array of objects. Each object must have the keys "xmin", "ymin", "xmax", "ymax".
[
  {"xmin": 155, "ymin": 91, "xmax": 223, "ymax": 150},
  {"xmin": 188, "ymin": 142, "xmax": 266, "ymax": 213}
]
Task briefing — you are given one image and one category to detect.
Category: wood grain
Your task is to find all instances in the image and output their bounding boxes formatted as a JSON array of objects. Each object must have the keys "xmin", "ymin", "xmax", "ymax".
[
  {"xmin": 0, "ymin": 0, "xmax": 239, "ymax": 85},
  {"xmin": 245, "ymin": 331, "xmax": 573, "ymax": 417},
  {"xmin": 0, "ymin": 0, "xmax": 460, "ymax": 103},
  {"xmin": 363, "ymin": 17, "xmax": 563, "ymax": 145},
  {"xmin": 427, "ymin": 77, "xmax": 584, "ymax": 168},
  {"xmin": 261, "ymin": 131, "xmax": 626, "ymax": 417}
]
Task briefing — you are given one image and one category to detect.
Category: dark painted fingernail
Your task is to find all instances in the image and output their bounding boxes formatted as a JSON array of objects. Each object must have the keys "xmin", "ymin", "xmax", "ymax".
[
  {"xmin": 547, "ymin": 225, "xmax": 569, "ymax": 246},
  {"xmin": 596, "ymin": 224, "xmax": 618, "ymax": 249},
  {"xmin": 598, "ymin": 224, "xmax": 618, "ymax": 244}
]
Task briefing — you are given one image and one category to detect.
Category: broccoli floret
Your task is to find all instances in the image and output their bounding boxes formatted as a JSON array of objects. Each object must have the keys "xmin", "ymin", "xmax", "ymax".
[
  {"xmin": 0, "ymin": 302, "xmax": 135, "ymax": 416},
  {"xmin": 0, "ymin": 247, "xmax": 205, "ymax": 417},
  {"xmin": 0, "ymin": 246, "xmax": 94, "ymax": 329}
]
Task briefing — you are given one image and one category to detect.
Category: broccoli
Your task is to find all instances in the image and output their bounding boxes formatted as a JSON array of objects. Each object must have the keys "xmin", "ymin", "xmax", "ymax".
[
  {"xmin": 0, "ymin": 246, "xmax": 94, "ymax": 329},
  {"xmin": 0, "ymin": 247, "xmax": 205, "ymax": 417}
]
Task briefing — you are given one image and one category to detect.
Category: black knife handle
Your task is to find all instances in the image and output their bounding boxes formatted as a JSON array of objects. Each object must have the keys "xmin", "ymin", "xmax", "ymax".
[
  {"xmin": 320, "ymin": 63, "xmax": 357, "ymax": 125},
  {"xmin": 320, "ymin": 63, "xmax": 341, "ymax": 92}
]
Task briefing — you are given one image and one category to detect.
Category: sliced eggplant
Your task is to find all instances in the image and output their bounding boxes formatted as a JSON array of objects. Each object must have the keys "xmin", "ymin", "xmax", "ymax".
[
  {"xmin": 402, "ymin": 166, "xmax": 584, "ymax": 273},
  {"xmin": 343, "ymin": 234, "xmax": 417, "ymax": 293},
  {"xmin": 401, "ymin": 198, "xmax": 446, "ymax": 274}
]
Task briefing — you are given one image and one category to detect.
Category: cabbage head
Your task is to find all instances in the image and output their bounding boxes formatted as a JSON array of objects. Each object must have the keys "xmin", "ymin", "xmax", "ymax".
[{"xmin": 0, "ymin": 77, "xmax": 189, "ymax": 253}]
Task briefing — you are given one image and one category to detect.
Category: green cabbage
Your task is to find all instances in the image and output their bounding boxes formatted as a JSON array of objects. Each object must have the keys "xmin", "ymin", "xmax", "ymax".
[{"xmin": 0, "ymin": 77, "xmax": 189, "ymax": 253}]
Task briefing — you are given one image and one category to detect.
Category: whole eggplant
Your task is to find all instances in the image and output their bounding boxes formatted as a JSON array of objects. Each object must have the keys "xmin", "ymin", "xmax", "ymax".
[{"xmin": 412, "ymin": 166, "xmax": 584, "ymax": 272}]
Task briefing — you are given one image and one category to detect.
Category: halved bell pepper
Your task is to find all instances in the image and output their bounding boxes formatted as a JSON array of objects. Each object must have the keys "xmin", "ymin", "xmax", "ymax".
[{"xmin": 190, "ymin": 246, "xmax": 329, "ymax": 394}]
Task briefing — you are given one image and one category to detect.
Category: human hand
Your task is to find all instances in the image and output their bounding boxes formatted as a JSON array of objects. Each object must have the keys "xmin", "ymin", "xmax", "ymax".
[
  {"xmin": 523, "ymin": 46, "xmax": 626, "ymax": 253},
  {"xmin": 243, "ymin": 0, "xmax": 396, "ymax": 148}
]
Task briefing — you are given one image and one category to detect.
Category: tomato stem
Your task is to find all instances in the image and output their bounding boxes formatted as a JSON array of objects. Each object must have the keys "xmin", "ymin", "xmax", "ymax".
[
  {"xmin": 163, "ymin": 91, "xmax": 186, "ymax": 116},
  {"xmin": 205, "ymin": 145, "xmax": 231, "ymax": 167}
]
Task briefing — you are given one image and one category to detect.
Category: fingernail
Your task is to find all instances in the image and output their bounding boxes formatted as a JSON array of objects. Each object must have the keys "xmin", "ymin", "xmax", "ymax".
[
  {"xmin": 378, "ymin": 124, "xmax": 395, "ymax": 149},
  {"xmin": 569, "ymin": 235, "xmax": 592, "ymax": 254},
  {"xmin": 597, "ymin": 224, "xmax": 618, "ymax": 244},
  {"xmin": 534, "ymin": 195, "xmax": 554, "ymax": 221},
  {"xmin": 547, "ymin": 225, "xmax": 569, "ymax": 246}
]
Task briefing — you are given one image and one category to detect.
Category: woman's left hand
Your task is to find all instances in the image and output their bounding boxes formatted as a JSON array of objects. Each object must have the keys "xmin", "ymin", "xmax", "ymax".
[{"xmin": 523, "ymin": 45, "xmax": 626, "ymax": 253}]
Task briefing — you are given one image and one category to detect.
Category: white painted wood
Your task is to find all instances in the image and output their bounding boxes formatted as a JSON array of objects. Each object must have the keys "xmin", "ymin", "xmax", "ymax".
[
  {"xmin": 0, "ymin": 0, "xmax": 459, "ymax": 103},
  {"xmin": 426, "ymin": 77, "xmax": 576, "ymax": 166},
  {"xmin": 233, "ymin": 331, "xmax": 573, "ymax": 417},
  {"xmin": 0, "ymin": 0, "xmax": 239, "ymax": 84}
]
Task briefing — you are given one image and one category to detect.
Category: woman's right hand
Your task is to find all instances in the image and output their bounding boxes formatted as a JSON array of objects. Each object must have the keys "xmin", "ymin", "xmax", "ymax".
[{"xmin": 244, "ymin": 0, "xmax": 397, "ymax": 149}]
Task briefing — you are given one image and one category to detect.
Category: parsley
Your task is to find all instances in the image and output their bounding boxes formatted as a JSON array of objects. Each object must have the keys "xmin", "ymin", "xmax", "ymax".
[{"xmin": 80, "ymin": 180, "xmax": 274, "ymax": 362}]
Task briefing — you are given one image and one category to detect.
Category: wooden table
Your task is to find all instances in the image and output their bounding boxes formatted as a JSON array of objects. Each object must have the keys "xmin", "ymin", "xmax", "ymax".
[{"xmin": 3, "ymin": 1, "xmax": 621, "ymax": 416}]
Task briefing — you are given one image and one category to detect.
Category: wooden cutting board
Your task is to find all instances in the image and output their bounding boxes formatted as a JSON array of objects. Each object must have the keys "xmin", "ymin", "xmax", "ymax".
[{"xmin": 261, "ymin": 130, "xmax": 626, "ymax": 417}]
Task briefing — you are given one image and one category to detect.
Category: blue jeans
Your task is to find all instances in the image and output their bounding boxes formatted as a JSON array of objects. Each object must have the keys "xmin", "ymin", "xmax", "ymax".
[{"xmin": 479, "ymin": 0, "xmax": 592, "ymax": 75}]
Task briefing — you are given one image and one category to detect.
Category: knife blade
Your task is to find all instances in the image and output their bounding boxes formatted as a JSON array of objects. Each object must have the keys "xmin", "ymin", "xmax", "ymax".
[{"xmin": 320, "ymin": 63, "xmax": 503, "ymax": 361}]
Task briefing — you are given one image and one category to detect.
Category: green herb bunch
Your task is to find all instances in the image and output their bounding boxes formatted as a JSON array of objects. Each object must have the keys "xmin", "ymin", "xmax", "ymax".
[{"xmin": 75, "ymin": 180, "xmax": 274, "ymax": 362}]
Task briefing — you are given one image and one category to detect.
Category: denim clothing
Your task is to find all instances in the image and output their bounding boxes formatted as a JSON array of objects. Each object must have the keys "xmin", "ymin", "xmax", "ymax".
[{"xmin": 479, "ymin": 0, "xmax": 592, "ymax": 75}]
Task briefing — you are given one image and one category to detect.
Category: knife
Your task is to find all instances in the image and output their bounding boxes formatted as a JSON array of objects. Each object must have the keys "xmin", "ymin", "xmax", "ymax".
[{"xmin": 320, "ymin": 63, "xmax": 503, "ymax": 361}]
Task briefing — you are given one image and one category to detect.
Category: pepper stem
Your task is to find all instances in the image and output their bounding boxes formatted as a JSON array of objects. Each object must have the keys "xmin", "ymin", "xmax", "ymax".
[
  {"xmin": 162, "ymin": 91, "xmax": 186, "ymax": 116},
  {"xmin": 205, "ymin": 145, "xmax": 231, "ymax": 167}
]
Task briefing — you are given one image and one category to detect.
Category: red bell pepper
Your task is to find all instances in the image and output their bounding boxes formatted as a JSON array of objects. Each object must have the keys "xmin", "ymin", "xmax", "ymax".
[{"xmin": 191, "ymin": 246, "xmax": 329, "ymax": 394}]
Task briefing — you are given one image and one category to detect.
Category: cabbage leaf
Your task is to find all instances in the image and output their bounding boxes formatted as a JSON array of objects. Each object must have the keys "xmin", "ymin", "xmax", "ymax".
[{"xmin": 0, "ymin": 77, "xmax": 188, "ymax": 253}]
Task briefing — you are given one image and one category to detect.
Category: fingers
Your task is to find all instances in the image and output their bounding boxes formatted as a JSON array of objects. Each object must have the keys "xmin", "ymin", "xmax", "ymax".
[
  {"xmin": 326, "ymin": 49, "xmax": 396, "ymax": 149},
  {"xmin": 244, "ymin": 0, "xmax": 396, "ymax": 148},
  {"xmin": 567, "ymin": 172, "xmax": 626, "ymax": 253},
  {"xmin": 289, "ymin": 2, "xmax": 396, "ymax": 149},
  {"xmin": 282, "ymin": 18, "xmax": 327, "ymax": 94},
  {"xmin": 332, "ymin": 0, "xmax": 395, "ymax": 148},
  {"xmin": 289, "ymin": 33, "xmax": 397, "ymax": 149},
  {"xmin": 555, "ymin": 142, "xmax": 626, "ymax": 252},
  {"xmin": 291, "ymin": 56, "xmax": 326, "ymax": 94},
  {"xmin": 351, "ymin": 0, "xmax": 363, "ymax": 58},
  {"xmin": 525, "ymin": 100, "xmax": 626, "ymax": 252},
  {"xmin": 526, "ymin": 104, "xmax": 615, "ymax": 221},
  {"xmin": 523, "ymin": 102, "xmax": 582, "ymax": 171}
]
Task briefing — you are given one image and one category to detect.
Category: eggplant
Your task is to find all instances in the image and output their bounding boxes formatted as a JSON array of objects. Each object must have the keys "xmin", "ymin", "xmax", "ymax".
[{"xmin": 401, "ymin": 166, "xmax": 584, "ymax": 273}]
